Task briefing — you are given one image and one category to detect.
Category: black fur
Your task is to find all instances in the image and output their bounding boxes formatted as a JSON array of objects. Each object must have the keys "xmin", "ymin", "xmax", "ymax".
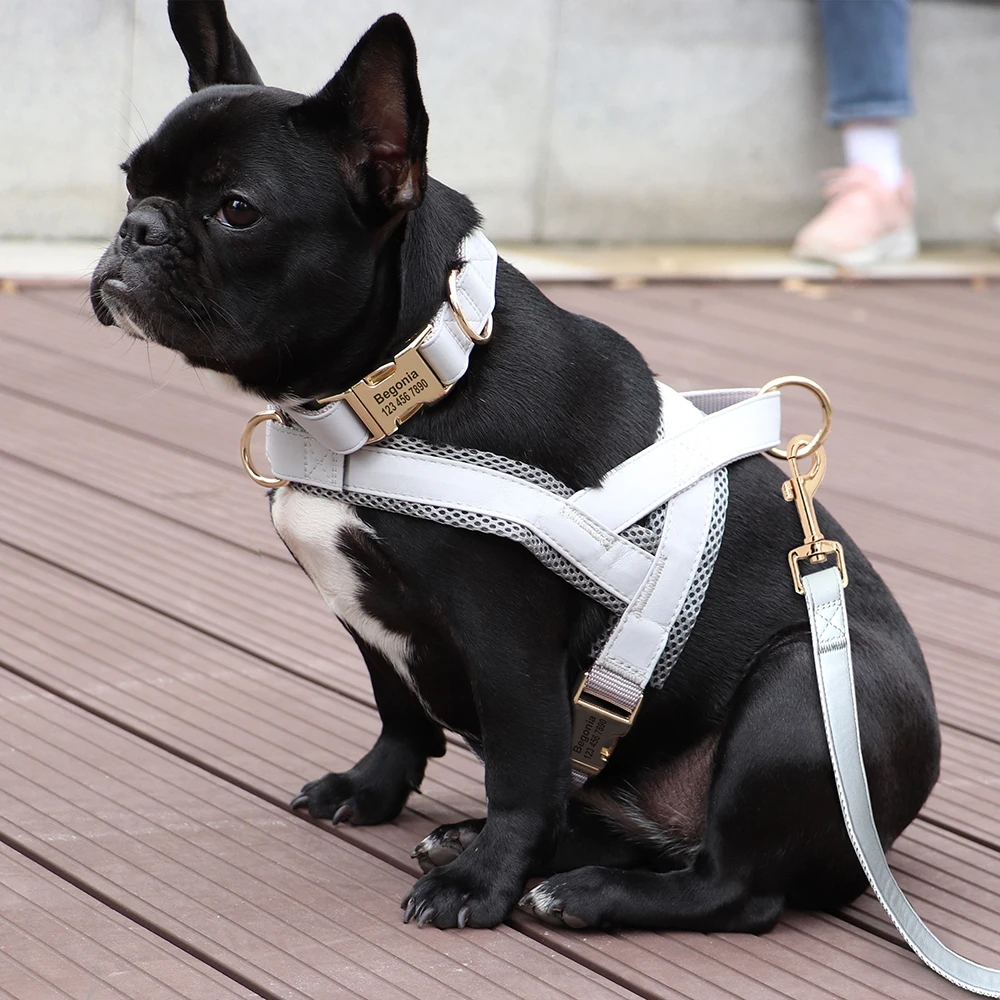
[{"xmin": 91, "ymin": 2, "xmax": 940, "ymax": 932}]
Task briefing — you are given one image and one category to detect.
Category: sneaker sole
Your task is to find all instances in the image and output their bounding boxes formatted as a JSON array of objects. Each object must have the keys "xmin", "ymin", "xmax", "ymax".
[{"xmin": 793, "ymin": 224, "xmax": 919, "ymax": 268}]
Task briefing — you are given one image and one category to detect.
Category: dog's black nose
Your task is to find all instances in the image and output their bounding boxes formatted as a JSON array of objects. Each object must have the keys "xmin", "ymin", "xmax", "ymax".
[{"xmin": 118, "ymin": 205, "xmax": 170, "ymax": 247}]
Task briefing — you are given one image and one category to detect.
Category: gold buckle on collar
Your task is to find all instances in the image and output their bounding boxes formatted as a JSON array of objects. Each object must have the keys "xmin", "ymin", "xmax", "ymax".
[
  {"xmin": 570, "ymin": 672, "xmax": 642, "ymax": 777},
  {"xmin": 315, "ymin": 324, "xmax": 450, "ymax": 444}
]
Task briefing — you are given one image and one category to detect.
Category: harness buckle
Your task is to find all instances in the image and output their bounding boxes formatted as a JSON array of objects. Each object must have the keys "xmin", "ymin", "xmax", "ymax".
[
  {"xmin": 316, "ymin": 324, "xmax": 450, "ymax": 444},
  {"xmin": 571, "ymin": 672, "xmax": 642, "ymax": 777}
]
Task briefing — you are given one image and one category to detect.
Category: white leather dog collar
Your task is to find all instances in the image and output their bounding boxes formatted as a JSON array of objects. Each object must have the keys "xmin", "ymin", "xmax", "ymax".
[
  {"xmin": 241, "ymin": 228, "xmax": 497, "ymax": 482},
  {"xmin": 289, "ymin": 228, "xmax": 496, "ymax": 454}
]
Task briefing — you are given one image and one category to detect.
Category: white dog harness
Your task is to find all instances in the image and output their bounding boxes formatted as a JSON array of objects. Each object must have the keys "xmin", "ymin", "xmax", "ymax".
[{"xmin": 241, "ymin": 230, "xmax": 1000, "ymax": 995}]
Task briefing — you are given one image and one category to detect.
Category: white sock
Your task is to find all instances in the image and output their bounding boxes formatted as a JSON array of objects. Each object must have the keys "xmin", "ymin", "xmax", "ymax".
[{"xmin": 841, "ymin": 122, "xmax": 903, "ymax": 188}]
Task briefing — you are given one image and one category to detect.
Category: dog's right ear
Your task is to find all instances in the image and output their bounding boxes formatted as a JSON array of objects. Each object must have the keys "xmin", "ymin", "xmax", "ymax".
[
  {"xmin": 167, "ymin": 0, "xmax": 263, "ymax": 92},
  {"xmin": 293, "ymin": 14, "xmax": 428, "ymax": 226}
]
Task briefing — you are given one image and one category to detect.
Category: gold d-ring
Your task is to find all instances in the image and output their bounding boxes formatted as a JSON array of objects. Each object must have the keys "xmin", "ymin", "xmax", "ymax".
[
  {"xmin": 757, "ymin": 375, "xmax": 833, "ymax": 460},
  {"xmin": 240, "ymin": 409, "xmax": 289, "ymax": 488},
  {"xmin": 448, "ymin": 269, "xmax": 493, "ymax": 343}
]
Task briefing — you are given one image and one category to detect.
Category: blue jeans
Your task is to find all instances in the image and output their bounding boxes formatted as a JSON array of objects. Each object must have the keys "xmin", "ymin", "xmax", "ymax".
[{"xmin": 819, "ymin": 0, "xmax": 912, "ymax": 124}]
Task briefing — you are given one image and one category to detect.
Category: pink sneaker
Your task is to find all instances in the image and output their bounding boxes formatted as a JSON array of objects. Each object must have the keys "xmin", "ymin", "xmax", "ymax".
[{"xmin": 793, "ymin": 165, "xmax": 918, "ymax": 267}]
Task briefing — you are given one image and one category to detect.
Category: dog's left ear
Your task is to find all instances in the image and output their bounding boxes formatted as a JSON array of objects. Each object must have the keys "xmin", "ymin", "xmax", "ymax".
[
  {"xmin": 168, "ymin": 0, "xmax": 263, "ymax": 92},
  {"xmin": 296, "ymin": 14, "xmax": 429, "ymax": 222}
]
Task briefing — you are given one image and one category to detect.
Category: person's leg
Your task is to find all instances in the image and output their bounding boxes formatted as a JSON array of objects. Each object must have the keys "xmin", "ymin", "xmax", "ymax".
[
  {"xmin": 821, "ymin": 0, "xmax": 911, "ymax": 129},
  {"xmin": 794, "ymin": 0, "xmax": 917, "ymax": 266}
]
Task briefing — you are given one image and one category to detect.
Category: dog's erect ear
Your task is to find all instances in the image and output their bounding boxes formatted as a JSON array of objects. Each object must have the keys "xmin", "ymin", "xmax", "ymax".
[
  {"xmin": 167, "ymin": 0, "xmax": 263, "ymax": 92},
  {"xmin": 297, "ymin": 14, "xmax": 428, "ymax": 220}
]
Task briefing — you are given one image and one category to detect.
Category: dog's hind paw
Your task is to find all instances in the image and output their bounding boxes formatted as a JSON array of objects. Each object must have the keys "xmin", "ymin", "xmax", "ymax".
[
  {"xmin": 518, "ymin": 870, "xmax": 604, "ymax": 929},
  {"xmin": 411, "ymin": 818, "xmax": 485, "ymax": 872}
]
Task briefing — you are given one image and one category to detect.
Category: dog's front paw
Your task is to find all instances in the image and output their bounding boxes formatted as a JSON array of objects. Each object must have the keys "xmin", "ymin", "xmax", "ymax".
[
  {"xmin": 411, "ymin": 818, "xmax": 485, "ymax": 872},
  {"xmin": 401, "ymin": 856, "xmax": 522, "ymax": 929},
  {"xmin": 518, "ymin": 868, "xmax": 607, "ymax": 929},
  {"xmin": 290, "ymin": 770, "xmax": 405, "ymax": 825}
]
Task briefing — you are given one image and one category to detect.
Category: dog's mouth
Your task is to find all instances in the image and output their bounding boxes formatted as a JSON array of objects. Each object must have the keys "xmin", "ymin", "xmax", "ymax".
[{"xmin": 95, "ymin": 278, "xmax": 150, "ymax": 341}]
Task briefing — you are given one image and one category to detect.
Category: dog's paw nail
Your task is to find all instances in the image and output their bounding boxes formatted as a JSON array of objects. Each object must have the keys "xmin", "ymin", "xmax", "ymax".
[
  {"xmin": 417, "ymin": 905, "xmax": 436, "ymax": 928},
  {"xmin": 289, "ymin": 794, "xmax": 309, "ymax": 810},
  {"xmin": 331, "ymin": 804, "xmax": 352, "ymax": 825},
  {"xmin": 457, "ymin": 905, "xmax": 471, "ymax": 929},
  {"xmin": 561, "ymin": 912, "xmax": 588, "ymax": 929},
  {"xmin": 403, "ymin": 897, "xmax": 417, "ymax": 923}
]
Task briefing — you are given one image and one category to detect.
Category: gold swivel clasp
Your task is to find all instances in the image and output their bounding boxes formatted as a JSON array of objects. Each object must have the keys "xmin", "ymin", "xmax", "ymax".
[{"xmin": 757, "ymin": 375, "xmax": 848, "ymax": 595}]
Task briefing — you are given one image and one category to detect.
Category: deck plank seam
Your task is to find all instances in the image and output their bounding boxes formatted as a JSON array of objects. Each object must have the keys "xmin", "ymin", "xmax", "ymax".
[
  {"xmin": 0, "ymin": 444, "xmax": 292, "ymax": 567},
  {"xmin": 0, "ymin": 827, "xmax": 284, "ymax": 1000},
  {"xmin": 624, "ymin": 285, "xmax": 1000, "ymax": 389},
  {"xmin": 3, "ymin": 604, "xmax": 971, "ymax": 994},
  {"xmin": 0, "ymin": 534, "xmax": 473, "ymax": 756},
  {"xmin": 2, "ymin": 599, "xmax": 995, "ymax": 977},
  {"xmin": 0, "ymin": 691, "xmax": 625, "ymax": 1000},
  {"xmin": 0, "ymin": 322, "xmax": 247, "ymax": 417}
]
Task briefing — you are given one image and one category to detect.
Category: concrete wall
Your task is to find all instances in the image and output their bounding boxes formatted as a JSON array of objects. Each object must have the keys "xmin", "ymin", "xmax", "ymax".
[{"xmin": 2, "ymin": 0, "xmax": 999, "ymax": 243}]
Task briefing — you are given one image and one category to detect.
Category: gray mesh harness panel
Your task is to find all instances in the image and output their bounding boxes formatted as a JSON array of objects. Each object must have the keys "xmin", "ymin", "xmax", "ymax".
[{"xmin": 295, "ymin": 433, "xmax": 728, "ymax": 688}]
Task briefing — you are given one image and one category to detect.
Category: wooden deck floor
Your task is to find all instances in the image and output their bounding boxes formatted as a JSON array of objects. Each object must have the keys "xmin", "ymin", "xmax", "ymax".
[{"xmin": 1, "ymin": 277, "xmax": 998, "ymax": 999}]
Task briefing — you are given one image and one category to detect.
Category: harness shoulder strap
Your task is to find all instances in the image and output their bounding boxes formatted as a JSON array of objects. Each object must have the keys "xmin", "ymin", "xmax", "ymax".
[
  {"xmin": 804, "ymin": 567, "xmax": 1000, "ymax": 997},
  {"xmin": 572, "ymin": 388, "xmax": 780, "ymax": 533}
]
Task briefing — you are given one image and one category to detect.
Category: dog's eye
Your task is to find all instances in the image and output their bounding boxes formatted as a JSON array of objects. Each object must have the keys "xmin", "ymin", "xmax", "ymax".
[
  {"xmin": 216, "ymin": 198, "xmax": 261, "ymax": 229},
  {"xmin": 125, "ymin": 175, "xmax": 136, "ymax": 198}
]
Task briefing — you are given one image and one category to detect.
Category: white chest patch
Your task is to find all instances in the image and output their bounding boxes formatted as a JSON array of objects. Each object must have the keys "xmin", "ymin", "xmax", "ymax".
[{"xmin": 270, "ymin": 487, "xmax": 418, "ymax": 692}]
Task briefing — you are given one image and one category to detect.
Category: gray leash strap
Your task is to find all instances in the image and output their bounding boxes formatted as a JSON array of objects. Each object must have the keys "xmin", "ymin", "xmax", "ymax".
[{"xmin": 803, "ymin": 566, "xmax": 1000, "ymax": 996}]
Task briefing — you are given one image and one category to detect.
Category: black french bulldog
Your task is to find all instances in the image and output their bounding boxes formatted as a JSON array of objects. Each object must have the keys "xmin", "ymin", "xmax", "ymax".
[{"xmin": 90, "ymin": 1, "xmax": 939, "ymax": 932}]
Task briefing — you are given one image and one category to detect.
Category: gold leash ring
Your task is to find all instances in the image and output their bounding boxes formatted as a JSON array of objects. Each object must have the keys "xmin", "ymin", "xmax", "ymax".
[
  {"xmin": 757, "ymin": 375, "xmax": 833, "ymax": 461},
  {"xmin": 240, "ymin": 409, "xmax": 290, "ymax": 488},
  {"xmin": 448, "ymin": 269, "xmax": 493, "ymax": 343}
]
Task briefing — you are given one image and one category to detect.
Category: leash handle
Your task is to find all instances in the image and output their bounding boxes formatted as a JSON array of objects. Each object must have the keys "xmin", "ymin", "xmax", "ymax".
[{"xmin": 803, "ymin": 567, "xmax": 1000, "ymax": 996}]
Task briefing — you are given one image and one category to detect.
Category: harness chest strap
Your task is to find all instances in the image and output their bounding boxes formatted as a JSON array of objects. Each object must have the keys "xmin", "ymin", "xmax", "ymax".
[
  {"xmin": 265, "ymin": 387, "xmax": 782, "ymax": 606},
  {"xmin": 266, "ymin": 383, "xmax": 782, "ymax": 786}
]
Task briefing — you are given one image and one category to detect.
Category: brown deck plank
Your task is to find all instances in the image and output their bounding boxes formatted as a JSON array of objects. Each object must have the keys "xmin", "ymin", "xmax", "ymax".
[
  {"xmin": 721, "ymin": 282, "xmax": 1000, "ymax": 357},
  {"xmin": 0, "ymin": 666, "xmax": 970, "ymax": 999},
  {"xmin": 640, "ymin": 282, "xmax": 1000, "ymax": 384},
  {"xmin": 0, "ymin": 389, "xmax": 286, "ymax": 561},
  {"xmin": 0, "ymin": 541, "xmax": 486, "ymax": 864},
  {"xmin": 547, "ymin": 284, "xmax": 1000, "ymax": 442},
  {"xmin": 0, "ymin": 671, "xmax": 640, "ymax": 1000},
  {"xmin": 844, "ymin": 822, "xmax": 1000, "ymax": 968},
  {"xmin": 0, "ymin": 332, "xmax": 242, "ymax": 466},
  {"xmin": 0, "ymin": 451, "xmax": 372, "ymax": 703},
  {"xmin": 696, "ymin": 283, "xmax": 1000, "ymax": 369},
  {"xmin": 0, "ymin": 529, "xmax": 993, "ymax": 997},
  {"xmin": 539, "ymin": 916, "xmax": 969, "ymax": 999},
  {"xmin": 3, "ymin": 283, "xmax": 998, "ymax": 997},
  {"xmin": 1, "ymin": 288, "xmax": 245, "ymax": 411},
  {"xmin": 0, "ymin": 843, "xmax": 258, "ymax": 1000}
]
